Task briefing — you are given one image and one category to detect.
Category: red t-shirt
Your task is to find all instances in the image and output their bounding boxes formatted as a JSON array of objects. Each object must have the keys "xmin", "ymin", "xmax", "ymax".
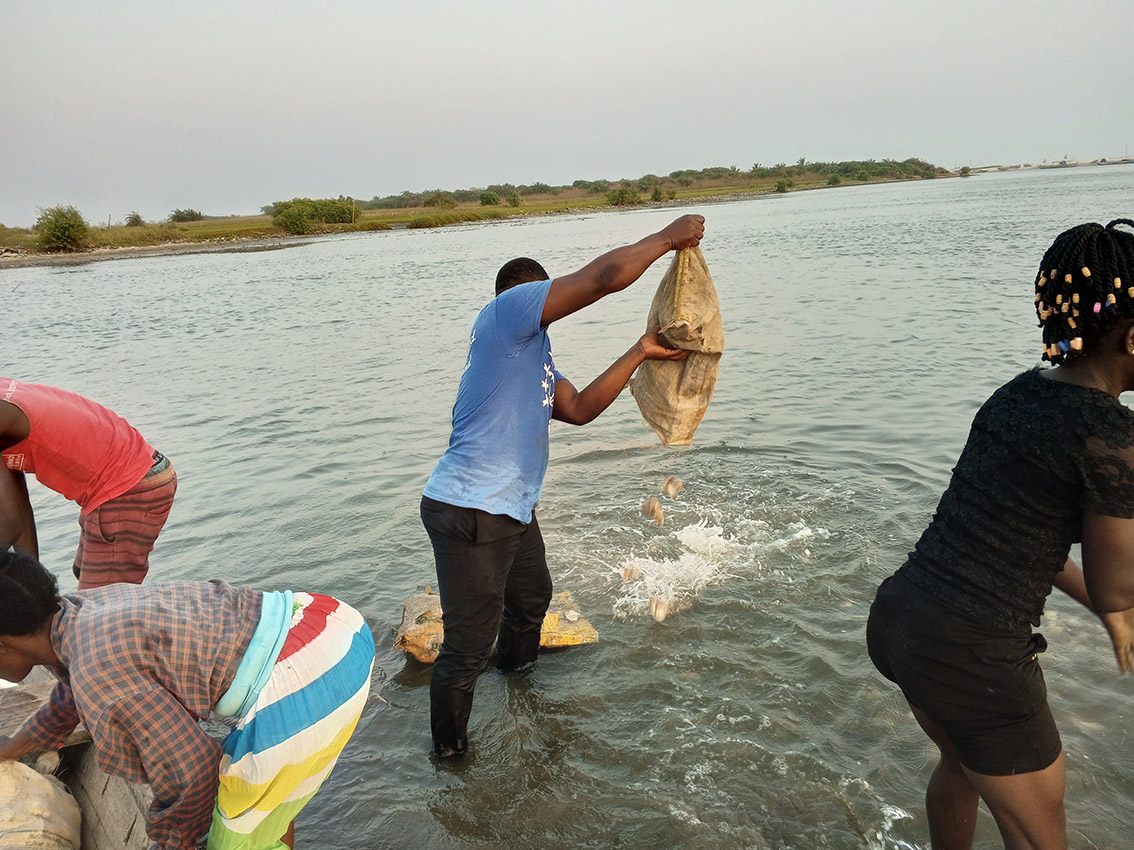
[{"xmin": 1, "ymin": 378, "xmax": 155, "ymax": 512}]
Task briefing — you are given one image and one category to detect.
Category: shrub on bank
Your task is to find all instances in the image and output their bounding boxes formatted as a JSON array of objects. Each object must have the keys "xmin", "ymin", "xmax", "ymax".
[
  {"xmin": 271, "ymin": 196, "xmax": 359, "ymax": 234},
  {"xmin": 169, "ymin": 208, "xmax": 204, "ymax": 222},
  {"xmin": 606, "ymin": 186, "xmax": 641, "ymax": 206},
  {"xmin": 35, "ymin": 205, "xmax": 90, "ymax": 252},
  {"xmin": 423, "ymin": 191, "xmax": 458, "ymax": 208}
]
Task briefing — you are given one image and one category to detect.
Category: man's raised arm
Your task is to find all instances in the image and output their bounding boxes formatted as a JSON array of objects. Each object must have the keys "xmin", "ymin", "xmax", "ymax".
[{"xmin": 540, "ymin": 214, "xmax": 704, "ymax": 326}]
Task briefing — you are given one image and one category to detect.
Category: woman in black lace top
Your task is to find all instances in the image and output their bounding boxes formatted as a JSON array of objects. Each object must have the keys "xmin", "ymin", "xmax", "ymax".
[{"xmin": 867, "ymin": 220, "xmax": 1134, "ymax": 850}]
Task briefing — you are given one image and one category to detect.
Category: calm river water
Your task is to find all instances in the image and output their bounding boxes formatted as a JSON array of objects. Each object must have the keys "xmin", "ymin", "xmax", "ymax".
[{"xmin": 5, "ymin": 165, "xmax": 1134, "ymax": 849}]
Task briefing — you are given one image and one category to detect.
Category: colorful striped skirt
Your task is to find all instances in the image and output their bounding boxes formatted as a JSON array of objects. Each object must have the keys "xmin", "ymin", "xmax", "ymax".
[{"xmin": 207, "ymin": 592, "xmax": 375, "ymax": 850}]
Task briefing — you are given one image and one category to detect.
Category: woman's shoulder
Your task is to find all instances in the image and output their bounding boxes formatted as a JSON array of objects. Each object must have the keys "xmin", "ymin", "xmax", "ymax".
[
  {"xmin": 973, "ymin": 367, "xmax": 1134, "ymax": 445},
  {"xmin": 1018, "ymin": 367, "xmax": 1134, "ymax": 443}
]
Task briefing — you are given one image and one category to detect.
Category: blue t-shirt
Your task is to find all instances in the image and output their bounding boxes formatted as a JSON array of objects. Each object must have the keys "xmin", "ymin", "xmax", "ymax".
[{"xmin": 424, "ymin": 279, "xmax": 565, "ymax": 523}]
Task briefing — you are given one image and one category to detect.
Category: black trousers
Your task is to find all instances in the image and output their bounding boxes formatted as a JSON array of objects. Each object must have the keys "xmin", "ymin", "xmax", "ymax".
[{"xmin": 420, "ymin": 496, "xmax": 553, "ymax": 752}]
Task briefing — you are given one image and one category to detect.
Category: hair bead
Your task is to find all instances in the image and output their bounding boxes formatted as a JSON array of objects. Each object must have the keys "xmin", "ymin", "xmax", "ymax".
[
  {"xmin": 1070, "ymin": 337, "xmax": 1083, "ymax": 350},
  {"xmin": 1082, "ymin": 266, "xmax": 1091, "ymax": 277}
]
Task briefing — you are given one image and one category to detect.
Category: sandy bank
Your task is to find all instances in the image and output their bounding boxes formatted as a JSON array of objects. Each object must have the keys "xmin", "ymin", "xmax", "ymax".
[{"xmin": 0, "ymin": 236, "xmax": 320, "ymax": 270}]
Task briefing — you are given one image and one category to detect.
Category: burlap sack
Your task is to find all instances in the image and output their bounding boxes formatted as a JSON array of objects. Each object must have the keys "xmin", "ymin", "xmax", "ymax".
[
  {"xmin": 630, "ymin": 247, "xmax": 723, "ymax": 446},
  {"xmin": 0, "ymin": 761, "xmax": 81, "ymax": 850}
]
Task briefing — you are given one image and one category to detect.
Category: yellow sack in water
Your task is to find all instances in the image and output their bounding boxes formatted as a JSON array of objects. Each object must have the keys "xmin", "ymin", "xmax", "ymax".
[{"xmin": 630, "ymin": 247, "xmax": 723, "ymax": 446}]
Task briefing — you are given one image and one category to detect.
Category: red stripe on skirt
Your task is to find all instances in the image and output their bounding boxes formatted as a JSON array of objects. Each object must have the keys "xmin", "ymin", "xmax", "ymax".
[{"xmin": 278, "ymin": 593, "xmax": 342, "ymax": 661}]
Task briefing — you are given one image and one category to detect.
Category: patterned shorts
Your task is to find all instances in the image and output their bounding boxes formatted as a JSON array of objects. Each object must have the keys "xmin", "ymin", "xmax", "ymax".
[{"xmin": 75, "ymin": 454, "xmax": 177, "ymax": 589}]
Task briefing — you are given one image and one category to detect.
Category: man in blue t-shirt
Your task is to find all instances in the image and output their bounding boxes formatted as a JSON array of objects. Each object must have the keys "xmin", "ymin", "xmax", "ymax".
[{"xmin": 421, "ymin": 214, "xmax": 706, "ymax": 757}]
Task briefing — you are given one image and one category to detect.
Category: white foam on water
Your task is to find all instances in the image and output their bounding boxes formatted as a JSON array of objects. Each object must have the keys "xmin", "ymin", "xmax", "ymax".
[
  {"xmin": 611, "ymin": 514, "xmax": 834, "ymax": 620},
  {"xmin": 613, "ymin": 521, "xmax": 738, "ymax": 620},
  {"xmin": 839, "ymin": 776, "xmax": 920, "ymax": 850}
]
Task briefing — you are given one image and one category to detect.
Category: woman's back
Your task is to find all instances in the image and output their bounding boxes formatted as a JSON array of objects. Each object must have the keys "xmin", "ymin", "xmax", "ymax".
[{"xmin": 899, "ymin": 368, "xmax": 1134, "ymax": 633}]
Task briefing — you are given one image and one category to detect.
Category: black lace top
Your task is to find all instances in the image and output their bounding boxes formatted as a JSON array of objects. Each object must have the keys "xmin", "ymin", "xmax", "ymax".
[{"xmin": 897, "ymin": 368, "xmax": 1134, "ymax": 634}]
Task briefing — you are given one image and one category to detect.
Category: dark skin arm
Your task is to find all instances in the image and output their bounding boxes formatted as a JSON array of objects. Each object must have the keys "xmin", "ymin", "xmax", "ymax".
[
  {"xmin": 1079, "ymin": 512, "xmax": 1134, "ymax": 612},
  {"xmin": 552, "ymin": 330, "xmax": 689, "ymax": 425},
  {"xmin": 1057, "ymin": 540, "xmax": 1134, "ymax": 673},
  {"xmin": 0, "ymin": 400, "xmax": 36, "ymax": 557},
  {"xmin": 0, "ymin": 469, "xmax": 37, "ymax": 557},
  {"xmin": 0, "ymin": 727, "xmax": 39, "ymax": 761},
  {"xmin": 1044, "ymin": 325, "xmax": 1134, "ymax": 671},
  {"xmin": 540, "ymin": 215, "xmax": 704, "ymax": 326}
]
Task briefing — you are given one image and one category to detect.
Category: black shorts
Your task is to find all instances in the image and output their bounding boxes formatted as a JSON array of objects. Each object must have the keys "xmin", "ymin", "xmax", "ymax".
[{"xmin": 866, "ymin": 571, "xmax": 1061, "ymax": 776}]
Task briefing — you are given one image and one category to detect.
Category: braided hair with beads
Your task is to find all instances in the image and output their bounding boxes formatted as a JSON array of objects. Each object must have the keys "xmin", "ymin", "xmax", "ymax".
[{"xmin": 1035, "ymin": 219, "xmax": 1134, "ymax": 363}]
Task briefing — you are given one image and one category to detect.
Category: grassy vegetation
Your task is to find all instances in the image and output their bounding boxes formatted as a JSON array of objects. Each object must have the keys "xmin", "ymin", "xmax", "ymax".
[{"xmin": 1, "ymin": 158, "xmax": 950, "ymax": 256}]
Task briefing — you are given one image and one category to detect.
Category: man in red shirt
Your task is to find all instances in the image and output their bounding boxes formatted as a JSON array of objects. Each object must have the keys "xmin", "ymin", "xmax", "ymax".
[{"xmin": 0, "ymin": 378, "xmax": 176, "ymax": 588}]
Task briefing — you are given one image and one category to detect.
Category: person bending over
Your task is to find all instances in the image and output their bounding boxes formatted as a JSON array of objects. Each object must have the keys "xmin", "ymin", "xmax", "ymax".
[
  {"xmin": 0, "ymin": 378, "xmax": 177, "ymax": 588},
  {"xmin": 867, "ymin": 219, "xmax": 1134, "ymax": 850},
  {"xmin": 421, "ymin": 214, "xmax": 705, "ymax": 758},
  {"xmin": 0, "ymin": 551, "xmax": 375, "ymax": 850}
]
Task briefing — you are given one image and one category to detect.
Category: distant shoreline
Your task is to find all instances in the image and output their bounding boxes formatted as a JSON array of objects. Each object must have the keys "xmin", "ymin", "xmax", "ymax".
[
  {"xmin": 0, "ymin": 191, "xmax": 758, "ymax": 270},
  {"xmin": 0, "ymin": 181, "xmax": 918, "ymax": 271}
]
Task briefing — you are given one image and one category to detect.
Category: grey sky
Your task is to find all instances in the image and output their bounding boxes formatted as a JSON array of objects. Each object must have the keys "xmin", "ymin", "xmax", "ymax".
[{"xmin": 3, "ymin": 0, "xmax": 1132, "ymax": 227}]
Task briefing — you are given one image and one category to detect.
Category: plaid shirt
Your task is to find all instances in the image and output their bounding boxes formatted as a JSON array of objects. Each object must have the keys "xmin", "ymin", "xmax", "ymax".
[{"xmin": 23, "ymin": 580, "xmax": 262, "ymax": 850}]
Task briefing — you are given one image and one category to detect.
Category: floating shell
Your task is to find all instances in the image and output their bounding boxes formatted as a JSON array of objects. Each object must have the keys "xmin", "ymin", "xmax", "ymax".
[
  {"xmin": 641, "ymin": 496, "xmax": 665, "ymax": 526},
  {"xmin": 661, "ymin": 475, "xmax": 684, "ymax": 500},
  {"xmin": 648, "ymin": 595, "xmax": 669, "ymax": 623},
  {"xmin": 622, "ymin": 564, "xmax": 642, "ymax": 583}
]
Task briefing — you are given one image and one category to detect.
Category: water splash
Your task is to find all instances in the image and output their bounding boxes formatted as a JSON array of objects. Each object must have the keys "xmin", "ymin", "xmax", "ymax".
[{"xmin": 613, "ymin": 521, "xmax": 739, "ymax": 621}]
